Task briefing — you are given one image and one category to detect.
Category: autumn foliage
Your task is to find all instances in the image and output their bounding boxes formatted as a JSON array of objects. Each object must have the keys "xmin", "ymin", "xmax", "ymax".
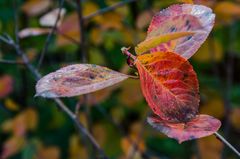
[
  {"xmin": 1, "ymin": 0, "xmax": 240, "ymax": 159},
  {"xmin": 36, "ymin": 3, "xmax": 222, "ymax": 144}
]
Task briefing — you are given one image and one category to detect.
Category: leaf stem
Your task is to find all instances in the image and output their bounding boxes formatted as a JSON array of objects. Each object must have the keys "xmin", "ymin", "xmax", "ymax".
[
  {"xmin": 84, "ymin": 0, "xmax": 137, "ymax": 20},
  {"xmin": 214, "ymin": 132, "xmax": 240, "ymax": 157},
  {"xmin": 121, "ymin": 47, "xmax": 137, "ymax": 60},
  {"xmin": 37, "ymin": 0, "xmax": 65, "ymax": 69},
  {"xmin": 0, "ymin": 59, "xmax": 24, "ymax": 65}
]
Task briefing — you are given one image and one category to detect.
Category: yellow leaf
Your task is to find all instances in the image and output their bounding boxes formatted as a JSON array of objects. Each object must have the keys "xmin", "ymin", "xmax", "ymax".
[
  {"xmin": 38, "ymin": 146, "xmax": 60, "ymax": 159},
  {"xmin": 24, "ymin": 109, "xmax": 38, "ymax": 130},
  {"xmin": 119, "ymin": 79, "xmax": 143, "ymax": 106},
  {"xmin": 95, "ymin": 12, "xmax": 123, "ymax": 30},
  {"xmin": 4, "ymin": 98, "xmax": 20, "ymax": 111},
  {"xmin": 135, "ymin": 31, "xmax": 196, "ymax": 54},
  {"xmin": 178, "ymin": 0, "xmax": 193, "ymax": 4},
  {"xmin": 200, "ymin": 98, "xmax": 224, "ymax": 119},
  {"xmin": 83, "ymin": 2, "xmax": 99, "ymax": 16},
  {"xmin": 197, "ymin": 135, "xmax": 223, "ymax": 159},
  {"xmin": 200, "ymin": 89, "xmax": 224, "ymax": 119},
  {"xmin": 90, "ymin": 28, "xmax": 102, "ymax": 45},
  {"xmin": 214, "ymin": 2, "xmax": 240, "ymax": 23},
  {"xmin": 230, "ymin": 107, "xmax": 240, "ymax": 130},
  {"xmin": 1, "ymin": 136, "xmax": 25, "ymax": 159},
  {"xmin": 92, "ymin": 124, "xmax": 106, "ymax": 146},
  {"xmin": 69, "ymin": 135, "xmax": 88, "ymax": 159},
  {"xmin": 121, "ymin": 134, "xmax": 145, "ymax": 157},
  {"xmin": 215, "ymin": 2, "xmax": 240, "ymax": 16},
  {"xmin": 1, "ymin": 119, "xmax": 13, "ymax": 132},
  {"xmin": 1, "ymin": 108, "xmax": 38, "ymax": 136}
]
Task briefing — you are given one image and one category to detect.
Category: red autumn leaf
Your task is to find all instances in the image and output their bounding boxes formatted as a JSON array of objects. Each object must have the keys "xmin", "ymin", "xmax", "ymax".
[
  {"xmin": 135, "ymin": 51, "xmax": 199, "ymax": 122},
  {"xmin": 35, "ymin": 64, "xmax": 129, "ymax": 98},
  {"xmin": 147, "ymin": 114, "xmax": 221, "ymax": 143},
  {"xmin": 146, "ymin": 4, "xmax": 215, "ymax": 59}
]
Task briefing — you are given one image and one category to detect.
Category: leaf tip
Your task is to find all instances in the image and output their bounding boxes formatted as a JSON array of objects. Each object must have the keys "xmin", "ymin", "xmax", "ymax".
[{"xmin": 34, "ymin": 90, "xmax": 58, "ymax": 98}]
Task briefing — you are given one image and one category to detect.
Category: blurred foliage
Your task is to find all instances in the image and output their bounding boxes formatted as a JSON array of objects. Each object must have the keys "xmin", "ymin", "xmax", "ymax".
[{"xmin": 0, "ymin": 0, "xmax": 240, "ymax": 159}]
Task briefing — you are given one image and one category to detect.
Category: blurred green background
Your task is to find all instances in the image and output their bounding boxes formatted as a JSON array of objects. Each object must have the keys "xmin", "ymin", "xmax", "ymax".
[{"xmin": 0, "ymin": 0, "xmax": 240, "ymax": 159}]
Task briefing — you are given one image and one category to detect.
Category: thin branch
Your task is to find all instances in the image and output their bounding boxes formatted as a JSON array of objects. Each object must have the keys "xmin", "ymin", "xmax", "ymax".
[
  {"xmin": 1, "ymin": 7, "xmax": 109, "ymax": 156},
  {"xmin": 0, "ymin": 35, "xmax": 108, "ymax": 158},
  {"xmin": 54, "ymin": 98, "xmax": 107, "ymax": 158},
  {"xmin": 37, "ymin": 0, "xmax": 65, "ymax": 69},
  {"xmin": 56, "ymin": 29, "xmax": 80, "ymax": 45},
  {"xmin": 13, "ymin": 0, "xmax": 19, "ymax": 45},
  {"xmin": 214, "ymin": 132, "xmax": 240, "ymax": 157},
  {"xmin": 84, "ymin": 0, "xmax": 138, "ymax": 20},
  {"xmin": 0, "ymin": 59, "xmax": 24, "ymax": 65},
  {"xmin": 75, "ymin": 0, "xmax": 87, "ymax": 62},
  {"xmin": 128, "ymin": 75, "xmax": 139, "ymax": 79}
]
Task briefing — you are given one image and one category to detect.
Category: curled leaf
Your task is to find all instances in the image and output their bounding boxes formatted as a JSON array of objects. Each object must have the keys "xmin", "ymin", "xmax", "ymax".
[
  {"xmin": 145, "ymin": 4, "xmax": 215, "ymax": 59},
  {"xmin": 136, "ymin": 52, "xmax": 199, "ymax": 122},
  {"xmin": 35, "ymin": 64, "xmax": 128, "ymax": 98},
  {"xmin": 135, "ymin": 31, "xmax": 196, "ymax": 54},
  {"xmin": 147, "ymin": 114, "xmax": 221, "ymax": 143}
]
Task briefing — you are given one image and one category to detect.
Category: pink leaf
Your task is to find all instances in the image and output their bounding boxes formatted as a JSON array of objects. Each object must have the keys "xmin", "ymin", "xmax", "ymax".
[
  {"xmin": 147, "ymin": 4, "xmax": 215, "ymax": 59},
  {"xmin": 35, "ymin": 64, "xmax": 129, "ymax": 98},
  {"xmin": 147, "ymin": 114, "xmax": 221, "ymax": 143},
  {"xmin": 18, "ymin": 28, "xmax": 51, "ymax": 38}
]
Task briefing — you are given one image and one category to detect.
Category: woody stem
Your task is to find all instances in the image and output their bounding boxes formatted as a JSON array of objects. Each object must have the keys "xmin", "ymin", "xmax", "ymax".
[
  {"xmin": 214, "ymin": 132, "xmax": 240, "ymax": 157},
  {"xmin": 121, "ymin": 47, "xmax": 137, "ymax": 60}
]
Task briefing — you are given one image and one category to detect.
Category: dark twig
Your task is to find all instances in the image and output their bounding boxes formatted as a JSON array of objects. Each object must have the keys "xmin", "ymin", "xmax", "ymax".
[
  {"xmin": 54, "ymin": 99, "xmax": 107, "ymax": 159},
  {"xmin": 0, "ymin": 0, "xmax": 108, "ymax": 156},
  {"xmin": 0, "ymin": 35, "xmax": 108, "ymax": 159},
  {"xmin": 0, "ymin": 59, "xmax": 24, "ymax": 65},
  {"xmin": 13, "ymin": 0, "xmax": 19, "ymax": 45},
  {"xmin": 84, "ymin": 0, "xmax": 138, "ymax": 20},
  {"xmin": 214, "ymin": 132, "xmax": 240, "ymax": 157},
  {"xmin": 75, "ymin": 0, "xmax": 87, "ymax": 62},
  {"xmin": 221, "ymin": 24, "xmax": 236, "ymax": 159},
  {"xmin": 75, "ymin": 1, "xmax": 96, "ymax": 158},
  {"xmin": 56, "ymin": 29, "xmax": 80, "ymax": 45},
  {"xmin": 37, "ymin": 0, "xmax": 65, "ymax": 69}
]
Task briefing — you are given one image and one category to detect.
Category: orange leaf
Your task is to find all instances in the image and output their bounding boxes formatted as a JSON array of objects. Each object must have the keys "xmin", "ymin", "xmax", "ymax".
[
  {"xmin": 1, "ymin": 136, "xmax": 25, "ymax": 159},
  {"xmin": 21, "ymin": 0, "xmax": 51, "ymax": 17},
  {"xmin": 136, "ymin": 51, "xmax": 199, "ymax": 122},
  {"xmin": 178, "ymin": 0, "xmax": 194, "ymax": 4}
]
